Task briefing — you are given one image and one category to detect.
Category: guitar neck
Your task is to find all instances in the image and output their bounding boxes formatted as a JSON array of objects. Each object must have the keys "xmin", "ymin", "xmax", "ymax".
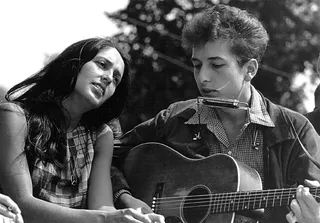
[{"xmin": 211, "ymin": 187, "xmax": 319, "ymax": 213}]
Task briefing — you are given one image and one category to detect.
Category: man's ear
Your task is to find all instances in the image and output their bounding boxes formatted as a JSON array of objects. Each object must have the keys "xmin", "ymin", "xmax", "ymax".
[{"xmin": 244, "ymin": 59, "xmax": 258, "ymax": 82}]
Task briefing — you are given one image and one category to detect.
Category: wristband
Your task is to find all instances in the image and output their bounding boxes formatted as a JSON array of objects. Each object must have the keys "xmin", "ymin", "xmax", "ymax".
[{"xmin": 113, "ymin": 189, "xmax": 132, "ymax": 203}]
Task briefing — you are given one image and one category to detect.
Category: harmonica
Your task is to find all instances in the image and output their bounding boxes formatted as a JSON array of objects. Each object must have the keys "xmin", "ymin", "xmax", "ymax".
[{"xmin": 197, "ymin": 97, "xmax": 249, "ymax": 110}]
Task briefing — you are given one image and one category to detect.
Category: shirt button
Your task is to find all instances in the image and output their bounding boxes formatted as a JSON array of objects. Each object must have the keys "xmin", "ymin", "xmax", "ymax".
[{"xmin": 227, "ymin": 151, "xmax": 232, "ymax": 155}]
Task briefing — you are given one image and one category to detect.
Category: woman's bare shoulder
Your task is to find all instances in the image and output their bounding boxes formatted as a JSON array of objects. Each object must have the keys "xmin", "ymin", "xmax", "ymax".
[
  {"xmin": 0, "ymin": 102, "xmax": 25, "ymax": 114},
  {"xmin": 0, "ymin": 102, "xmax": 27, "ymax": 127}
]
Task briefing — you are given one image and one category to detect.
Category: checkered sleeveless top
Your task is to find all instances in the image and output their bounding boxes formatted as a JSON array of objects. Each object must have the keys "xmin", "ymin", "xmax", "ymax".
[{"xmin": 30, "ymin": 125, "xmax": 109, "ymax": 208}]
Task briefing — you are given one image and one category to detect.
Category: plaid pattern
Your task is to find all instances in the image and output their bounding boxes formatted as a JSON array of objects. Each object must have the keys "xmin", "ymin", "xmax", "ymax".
[
  {"xmin": 31, "ymin": 125, "xmax": 108, "ymax": 208},
  {"xmin": 185, "ymin": 86, "xmax": 275, "ymax": 222}
]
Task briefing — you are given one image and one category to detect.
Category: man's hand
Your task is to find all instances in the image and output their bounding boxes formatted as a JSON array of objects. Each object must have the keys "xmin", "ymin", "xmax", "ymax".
[
  {"xmin": 286, "ymin": 180, "xmax": 320, "ymax": 223},
  {"xmin": 115, "ymin": 193, "xmax": 153, "ymax": 214}
]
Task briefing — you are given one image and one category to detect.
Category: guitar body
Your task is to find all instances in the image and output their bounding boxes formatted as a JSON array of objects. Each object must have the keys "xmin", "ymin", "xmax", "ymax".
[{"xmin": 122, "ymin": 142, "xmax": 263, "ymax": 223}]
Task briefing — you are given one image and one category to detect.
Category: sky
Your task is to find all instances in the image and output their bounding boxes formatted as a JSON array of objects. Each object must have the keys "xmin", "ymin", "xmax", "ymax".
[{"xmin": 0, "ymin": 0, "xmax": 129, "ymax": 89}]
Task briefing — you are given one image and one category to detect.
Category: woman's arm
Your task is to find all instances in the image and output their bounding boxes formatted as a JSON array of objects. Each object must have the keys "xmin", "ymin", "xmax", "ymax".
[
  {"xmin": 88, "ymin": 125, "xmax": 115, "ymax": 209},
  {"xmin": 0, "ymin": 104, "xmax": 108, "ymax": 223},
  {"xmin": 88, "ymin": 125, "xmax": 165, "ymax": 223}
]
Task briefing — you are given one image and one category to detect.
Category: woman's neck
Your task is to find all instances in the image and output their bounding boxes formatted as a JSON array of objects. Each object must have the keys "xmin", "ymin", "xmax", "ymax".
[{"xmin": 61, "ymin": 98, "xmax": 83, "ymax": 132}]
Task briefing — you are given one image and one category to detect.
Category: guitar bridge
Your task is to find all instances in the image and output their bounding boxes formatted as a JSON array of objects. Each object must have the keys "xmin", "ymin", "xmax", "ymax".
[{"xmin": 152, "ymin": 182, "xmax": 165, "ymax": 212}]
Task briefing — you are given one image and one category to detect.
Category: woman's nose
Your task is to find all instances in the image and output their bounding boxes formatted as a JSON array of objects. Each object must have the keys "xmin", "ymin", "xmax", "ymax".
[{"xmin": 101, "ymin": 71, "xmax": 113, "ymax": 84}]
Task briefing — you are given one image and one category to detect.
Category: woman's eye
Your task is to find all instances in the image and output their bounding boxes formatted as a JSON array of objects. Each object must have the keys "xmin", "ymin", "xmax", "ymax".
[
  {"xmin": 96, "ymin": 61, "xmax": 105, "ymax": 68},
  {"xmin": 113, "ymin": 78, "xmax": 119, "ymax": 86}
]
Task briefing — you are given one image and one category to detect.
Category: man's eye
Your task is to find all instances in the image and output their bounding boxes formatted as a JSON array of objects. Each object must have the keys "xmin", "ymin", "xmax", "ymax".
[
  {"xmin": 212, "ymin": 64, "xmax": 224, "ymax": 68},
  {"xmin": 193, "ymin": 64, "xmax": 201, "ymax": 69}
]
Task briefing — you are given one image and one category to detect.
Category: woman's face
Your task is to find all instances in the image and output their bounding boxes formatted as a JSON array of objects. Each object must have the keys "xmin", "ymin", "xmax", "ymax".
[{"xmin": 72, "ymin": 47, "xmax": 125, "ymax": 110}]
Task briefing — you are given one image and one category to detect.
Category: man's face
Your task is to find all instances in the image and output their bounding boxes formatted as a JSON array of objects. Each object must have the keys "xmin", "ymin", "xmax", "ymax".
[{"xmin": 191, "ymin": 39, "xmax": 247, "ymax": 99}]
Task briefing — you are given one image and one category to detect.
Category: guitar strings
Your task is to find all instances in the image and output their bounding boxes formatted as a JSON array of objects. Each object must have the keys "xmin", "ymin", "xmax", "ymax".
[
  {"xmin": 151, "ymin": 188, "xmax": 319, "ymax": 212},
  {"xmin": 154, "ymin": 187, "xmax": 319, "ymax": 201}
]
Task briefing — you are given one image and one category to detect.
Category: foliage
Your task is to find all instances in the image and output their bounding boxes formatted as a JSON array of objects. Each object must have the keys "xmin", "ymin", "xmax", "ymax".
[{"xmin": 107, "ymin": 0, "xmax": 320, "ymax": 132}]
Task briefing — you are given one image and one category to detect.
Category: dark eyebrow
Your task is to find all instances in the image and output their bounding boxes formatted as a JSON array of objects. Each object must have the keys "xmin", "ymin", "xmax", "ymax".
[
  {"xmin": 207, "ymin": 56, "xmax": 225, "ymax": 61},
  {"xmin": 191, "ymin": 56, "xmax": 225, "ymax": 62},
  {"xmin": 95, "ymin": 56, "xmax": 113, "ymax": 64}
]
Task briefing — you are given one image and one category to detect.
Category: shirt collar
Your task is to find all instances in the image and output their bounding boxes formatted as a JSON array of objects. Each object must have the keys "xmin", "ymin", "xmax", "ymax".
[{"xmin": 249, "ymin": 85, "xmax": 275, "ymax": 127}]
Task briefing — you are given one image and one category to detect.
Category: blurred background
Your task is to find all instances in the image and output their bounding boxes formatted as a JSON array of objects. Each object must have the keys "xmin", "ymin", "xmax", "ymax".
[{"xmin": 1, "ymin": 0, "xmax": 320, "ymax": 132}]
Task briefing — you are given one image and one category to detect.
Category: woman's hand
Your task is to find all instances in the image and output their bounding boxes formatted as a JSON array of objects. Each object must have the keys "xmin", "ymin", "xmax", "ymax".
[
  {"xmin": 286, "ymin": 180, "xmax": 320, "ymax": 223},
  {"xmin": 0, "ymin": 194, "xmax": 23, "ymax": 223},
  {"xmin": 115, "ymin": 193, "xmax": 153, "ymax": 214},
  {"xmin": 101, "ymin": 206, "xmax": 165, "ymax": 223}
]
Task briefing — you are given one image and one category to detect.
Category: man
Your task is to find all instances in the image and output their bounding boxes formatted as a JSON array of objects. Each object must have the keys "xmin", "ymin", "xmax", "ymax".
[
  {"xmin": 305, "ymin": 83, "xmax": 320, "ymax": 135},
  {"xmin": 111, "ymin": 4, "xmax": 320, "ymax": 223}
]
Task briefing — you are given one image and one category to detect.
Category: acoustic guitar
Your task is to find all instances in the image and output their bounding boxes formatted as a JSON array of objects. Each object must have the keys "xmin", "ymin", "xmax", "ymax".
[{"xmin": 121, "ymin": 142, "xmax": 319, "ymax": 223}]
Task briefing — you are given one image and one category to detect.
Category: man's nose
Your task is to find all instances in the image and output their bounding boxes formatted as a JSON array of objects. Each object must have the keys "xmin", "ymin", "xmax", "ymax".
[{"xmin": 198, "ymin": 66, "xmax": 211, "ymax": 83}]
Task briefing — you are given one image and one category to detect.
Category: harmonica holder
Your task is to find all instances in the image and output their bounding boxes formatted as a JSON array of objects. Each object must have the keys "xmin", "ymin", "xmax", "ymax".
[{"xmin": 197, "ymin": 97, "xmax": 249, "ymax": 110}]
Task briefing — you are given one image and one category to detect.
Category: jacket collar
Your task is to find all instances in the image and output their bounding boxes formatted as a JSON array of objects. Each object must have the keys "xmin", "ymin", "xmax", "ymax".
[{"xmin": 259, "ymin": 94, "xmax": 296, "ymax": 147}]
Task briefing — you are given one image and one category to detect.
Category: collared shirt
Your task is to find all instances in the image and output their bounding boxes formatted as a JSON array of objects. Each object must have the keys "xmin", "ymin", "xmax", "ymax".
[{"xmin": 185, "ymin": 86, "xmax": 275, "ymax": 222}]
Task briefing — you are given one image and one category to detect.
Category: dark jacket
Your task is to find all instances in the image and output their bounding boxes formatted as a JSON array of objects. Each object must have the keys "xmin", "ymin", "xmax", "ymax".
[
  {"xmin": 112, "ymin": 93, "xmax": 320, "ymax": 222},
  {"xmin": 305, "ymin": 107, "xmax": 320, "ymax": 135}
]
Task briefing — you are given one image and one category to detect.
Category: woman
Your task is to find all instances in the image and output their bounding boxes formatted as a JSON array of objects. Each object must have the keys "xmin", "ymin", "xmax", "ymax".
[{"xmin": 0, "ymin": 37, "xmax": 164, "ymax": 223}]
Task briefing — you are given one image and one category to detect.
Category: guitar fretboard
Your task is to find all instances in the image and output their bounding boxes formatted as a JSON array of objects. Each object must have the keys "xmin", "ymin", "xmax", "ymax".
[{"xmin": 211, "ymin": 187, "xmax": 319, "ymax": 213}]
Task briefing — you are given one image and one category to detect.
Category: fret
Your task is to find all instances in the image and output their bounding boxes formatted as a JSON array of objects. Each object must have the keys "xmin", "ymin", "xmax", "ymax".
[
  {"xmin": 217, "ymin": 192, "xmax": 221, "ymax": 213},
  {"xmin": 227, "ymin": 192, "xmax": 232, "ymax": 212},
  {"xmin": 231, "ymin": 192, "xmax": 235, "ymax": 212},
  {"xmin": 253, "ymin": 190, "xmax": 257, "ymax": 210},
  {"xmin": 244, "ymin": 191, "xmax": 249, "ymax": 210},
  {"xmin": 272, "ymin": 189, "xmax": 276, "ymax": 207},
  {"xmin": 215, "ymin": 192, "xmax": 222, "ymax": 213},
  {"xmin": 241, "ymin": 192, "xmax": 245, "ymax": 210},
  {"xmin": 265, "ymin": 189, "xmax": 270, "ymax": 208},
  {"xmin": 211, "ymin": 192, "xmax": 216, "ymax": 213},
  {"xmin": 287, "ymin": 189, "xmax": 295, "ymax": 206},
  {"xmin": 223, "ymin": 192, "xmax": 227, "ymax": 213},
  {"xmin": 258, "ymin": 190, "xmax": 263, "ymax": 209},
  {"xmin": 279, "ymin": 189, "xmax": 283, "ymax": 206},
  {"xmin": 236, "ymin": 191, "xmax": 241, "ymax": 211}
]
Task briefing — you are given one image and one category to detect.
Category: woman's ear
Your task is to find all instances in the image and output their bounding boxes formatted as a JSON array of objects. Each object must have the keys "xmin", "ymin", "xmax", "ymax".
[{"xmin": 244, "ymin": 59, "xmax": 258, "ymax": 82}]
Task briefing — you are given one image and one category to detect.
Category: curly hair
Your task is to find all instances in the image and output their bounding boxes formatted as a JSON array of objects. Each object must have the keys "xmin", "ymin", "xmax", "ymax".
[
  {"xmin": 182, "ymin": 4, "xmax": 269, "ymax": 67},
  {"xmin": 5, "ymin": 37, "xmax": 131, "ymax": 167}
]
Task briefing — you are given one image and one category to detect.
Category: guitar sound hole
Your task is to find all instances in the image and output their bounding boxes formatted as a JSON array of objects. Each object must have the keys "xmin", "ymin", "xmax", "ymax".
[{"xmin": 181, "ymin": 186, "xmax": 211, "ymax": 223}]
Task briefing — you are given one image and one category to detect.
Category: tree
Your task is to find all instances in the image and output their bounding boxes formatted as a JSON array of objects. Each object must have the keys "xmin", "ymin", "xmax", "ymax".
[{"xmin": 107, "ymin": 0, "xmax": 320, "ymax": 132}]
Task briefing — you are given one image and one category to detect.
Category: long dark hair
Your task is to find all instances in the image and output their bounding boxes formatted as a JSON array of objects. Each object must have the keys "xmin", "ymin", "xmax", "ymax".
[{"xmin": 5, "ymin": 37, "xmax": 131, "ymax": 167}]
